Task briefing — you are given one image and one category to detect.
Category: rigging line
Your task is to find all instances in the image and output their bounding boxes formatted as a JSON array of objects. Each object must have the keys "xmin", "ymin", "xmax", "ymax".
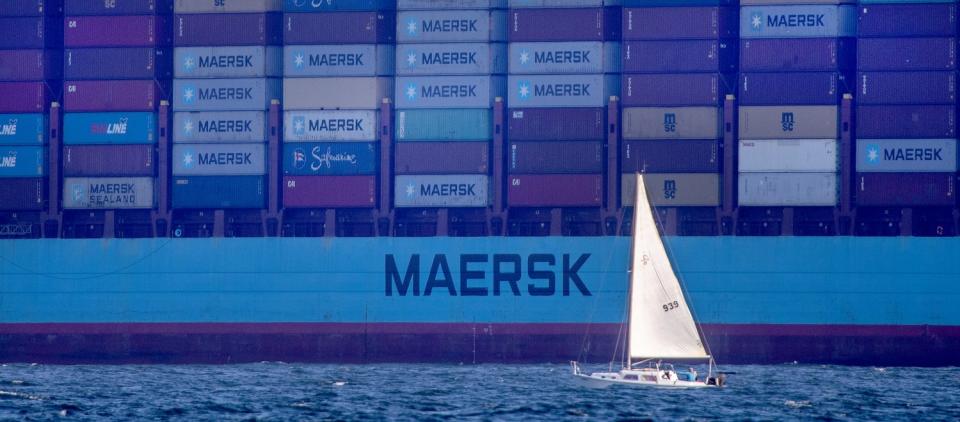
[{"xmin": 0, "ymin": 238, "xmax": 175, "ymax": 281}]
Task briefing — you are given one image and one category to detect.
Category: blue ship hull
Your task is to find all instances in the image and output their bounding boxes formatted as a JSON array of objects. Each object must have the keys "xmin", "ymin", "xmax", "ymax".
[{"xmin": 1, "ymin": 236, "xmax": 958, "ymax": 365}]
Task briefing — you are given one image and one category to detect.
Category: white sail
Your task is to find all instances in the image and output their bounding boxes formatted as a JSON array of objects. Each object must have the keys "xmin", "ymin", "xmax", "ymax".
[{"xmin": 627, "ymin": 175, "xmax": 710, "ymax": 361}]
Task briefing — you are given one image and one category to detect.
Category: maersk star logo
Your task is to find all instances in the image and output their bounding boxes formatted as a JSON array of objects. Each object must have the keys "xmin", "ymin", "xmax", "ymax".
[
  {"xmin": 517, "ymin": 81, "xmax": 531, "ymax": 100},
  {"xmin": 182, "ymin": 119, "xmax": 193, "ymax": 135},
  {"xmin": 71, "ymin": 184, "xmax": 84, "ymax": 202},
  {"xmin": 751, "ymin": 13, "xmax": 763, "ymax": 30},
  {"xmin": 183, "ymin": 56, "xmax": 195, "ymax": 72},
  {"xmin": 293, "ymin": 116, "xmax": 306, "ymax": 135},
  {"xmin": 294, "ymin": 53, "xmax": 305, "ymax": 68},
  {"xmin": 406, "ymin": 52, "xmax": 417, "ymax": 67},
  {"xmin": 182, "ymin": 150, "xmax": 195, "ymax": 168},
  {"xmin": 182, "ymin": 86, "xmax": 195, "ymax": 104},
  {"xmin": 405, "ymin": 183, "xmax": 417, "ymax": 197},
  {"xmin": 405, "ymin": 84, "xmax": 418, "ymax": 100},
  {"xmin": 406, "ymin": 19, "xmax": 418, "ymax": 36},
  {"xmin": 519, "ymin": 51, "xmax": 530, "ymax": 65},
  {"xmin": 866, "ymin": 144, "xmax": 880, "ymax": 164}
]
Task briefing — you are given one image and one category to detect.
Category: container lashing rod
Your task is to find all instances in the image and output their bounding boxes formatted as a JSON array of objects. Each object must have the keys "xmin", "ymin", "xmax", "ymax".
[{"xmin": 720, "ymin": 95, "xmax": 738, "ymax": 235}]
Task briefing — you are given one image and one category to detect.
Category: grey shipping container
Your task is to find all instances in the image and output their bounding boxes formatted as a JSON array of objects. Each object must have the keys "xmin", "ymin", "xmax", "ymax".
[
  {"xmin": 175, "ymin": 46, "xmax": 282, "ymax": 79},
  {"xmin": 172, "ymin": 143, "xmax": 267, "ymax": 176},
  {"xmin": 174, "ymin": 0, "xmax": 281, "ymax": 13},
  {"xmin": 173, "ymin": 78, "xmax": 281, "ymax": 111},
  {"xmin": 283, "ymin": 77, "xmax": 393, "ymax": 110},
  {"xmin": 739, "ymin": 139, "xmax": 838, "ymax": 172},
  {"xmin": 622, "ymin": 173, "xmax": 721, "ymax": 207},
  {"xmin": 395, "ymin": 76, "xmax": 504, "ymax": 109},
  {"xmin": 738, "ymin": 106, "xmax": 839, "ymax": 140},
  {"xmin": 284, "ymin": 110, "xmax": 378, "ymax": 142},
  {"xmin": 173, "ymin": 111, "xmax": 269, "ymax": 144},
  {"xmin": 397, "ymin": 10, "xmax": 506, "ymax": 43},
  {"xmin": 62, "ymin": 177, "xmax": 155, "ymax": 209},
  {"xmin": 738, "ymin": 172, "xmax": 838, "ymax": 206},
  {"xmin": 508, "ymin": 42, "xmax": 620, "ymax": 74},
  {"xmin": 622, "ymin": 107, "xmax": 720, "ymax": 140},
  {"xmin": 856, "ymin": 139, "xmax": 958, "ymax": 173},
  {"xmin": 283, "ymin": 45, "xmax": 395, "ymax": 77},
  {"xmin": 394, "ymin": 174, "xmax": 490, "ymax": 207},
  {"xmin": 396, "ymin": 43, "xmax": 507, "ymax": 76},
  {"xmin": 508, "ymin": 74, "xmax": 618, "ymax": 108},
  {"xmin": 509, "ymin": 141, "xmax": 604, "ymax": 174}
]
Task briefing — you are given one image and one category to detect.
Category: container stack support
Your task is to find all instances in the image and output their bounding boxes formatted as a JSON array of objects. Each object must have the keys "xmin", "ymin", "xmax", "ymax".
[
  {"xmin": 44, "ymin": 102, "xmax": 62, "ymax": 238},
  {"xmin": 721, "ymin": 94, "xmax": 737, "ymax": 235},
  {"xmin": 489, "ymin": 97, "xmax": 506, "ymax": 236},
  {"xmin": 604, "ymin": 96, "xmax": 621, "ymax": 236},
  {"xmin": 154, "ymin": 100, "xmax": 171, "ymax": 237},
  {"xmin": 839, "ymin": 93, "xmax": 854, "ymax": 235},
  {"xmin": 266, "ymin": 100, "xmax": 281, "ymax": 237},
  {"xmin": 377, "ymin": 98, "xmax": 393, "ymax": 236}
]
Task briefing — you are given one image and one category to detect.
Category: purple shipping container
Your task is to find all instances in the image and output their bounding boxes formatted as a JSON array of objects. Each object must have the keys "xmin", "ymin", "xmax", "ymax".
[
  {"xmin": 858, "ymin": 38, "xmax": 957, "ymax": 71},
  {"xmin": 856, "ymin": 173, "xmax": 955, "ymax": 206},
  {"xmin": 64, "ymin": 80, "xmax": 165, "ymax": 112},
  {"xmin": 858, "ymin": 4, "xmax": 957, "ymax": 38},
  {"xmin": 176, "ymin": 13, "xmax": 282, "ymax": 46},
  {"xmin": 0, "ymin": 82, "xmax": 52, "ymax": 113},
  {"xmin": 3, "ymin": 0, "xmax": 61, "ymax": 17},
  {"xmin": 283, "ymin": 176, "xmax": 376, "ymax": 208},
  {"xmin": 507, "ymin": 174, "xmax": 602, "ymax": 207},
  {"xmin": 0, "ymin": 50, "xmax": 60, "ymax": 81},
  {"xmin": 284, "ymin": 12, "xmax": 393, "ymax": 45},
  {"xmin": 509, "ymin": 141, "xmax": 603, "ymax": 174},
  {"xmin": 63, "ymin": 144, "xmax": 155, "ymax": 177},
  {"xmin": 0, "ymin": 178, "xmax": 45, "ymax": 211},
  {"xmin": 509, "ymin": 7, "xmax": 620, "ymax": 42},
  {"xmin": 65, "ymin": 15, "xmax": 170, "ymax": 47},
  {"xmin": 395, "ymin": 142, "xmax": 489, "ymax": 175},
  {"xmin": 858, "ymin": 72, "xmax": 956, "ymax": 105},
  {"xmin": 0, "ymin": 17, "xmax": 60, "ymax": 49},
  {"xmin": 508, "ymin": 108, "xmax": 605, "ymax": 142},
  {"xmin": 857, "ymin": 105, "xmax": 956, "ymax": 139},
  {"xmin": 622, "ymin": 7, "xmax": 737, "ymax": 40},
  {"xmin": 740, "ymin": 38, "xmax": 855, "ymax": 72},
  {"xmin": 622, "ymin": 140, "xmax": 720, "ymax": 173},
  {"xmin": 65, "ymin": 48, "xmax": 172, "ymax": 80},
  {"xmin": 622, "ymin": 40, "xmax": 736, "ymax": 73},
  {"xmin": 739, "ymin": 72, "xmax": 846, "ymax": 106},
  {"xmin": 622, "ymin": 73, "xmax": 730, "ymax": 107}
]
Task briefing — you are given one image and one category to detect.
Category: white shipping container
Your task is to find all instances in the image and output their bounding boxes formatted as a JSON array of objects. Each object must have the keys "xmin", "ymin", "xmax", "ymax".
[
  {"xmin": 738, "ymin": 172, "xmax": 838, "ymax": 206},
  {"xmin": 283, "ymin": 110, "xmax": 378, "ymax": 142},
  {"xmin": 283, "ymin": 77, "xmax": 393, "ymax": 110},
  {"xmin": 739, "ymin": 139, "xmax": 838, "ymax": 172}
]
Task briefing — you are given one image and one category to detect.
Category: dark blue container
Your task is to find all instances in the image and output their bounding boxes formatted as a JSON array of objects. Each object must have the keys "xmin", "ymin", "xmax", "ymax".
[
  {"xmin": 858, "ymin": 4, "xmax": 957, "ymax": 37},
  {"xmin": 857, "ymin": 105, "xmax": 957, "ymax": 139},
  {"xmin": 172, "ymin": 176, "xmax": 265, "ymax": 209},
  {"xmin": 284, "ymin": 12, "xmax": 394, "ymax": 45},
  {"xmin": 64, "ymin": 0, "xmax": 173, "ymax": 15},
  {"xmin": 64, "ymin": 48, "xmax": 172, "ymax": 80},
  {"xmin": 622, "ymin": 40, "xmax": 736, "ymax": 73},
  {"xmin": 622, "ymin": 0, "xmax": 735, "ymax": 5},
  {"xmin": 858, "ymin": 71, "xmax": 956, "ymax": 105},
  {"xmin": 282, "ymin": 142, "xmax": 378, "ymax": 176},
  {"xmin": 1, "ymin": 0, "xmax": 62, "ymax": 17},
  {"xmin": 622, "ymin": 73, "xmax": 730, "ymax": 107},
  {"xmin": 622, "ymin": 139, "xmax": 720, "ymax": 173},
  {"xmin": 0, "ymin": 50, "xmax": 60, "ymax": 81},
  {"xmin": 858, "ymin": 38, "xmax": 957, "ymax": 71},
  {"xmin": 622, "ymin": 6, "xmax": 737, "ymax": 40},
  {"xmin": 739, "ymin": 72, "xmax": 848, "ymax": 106},
  {"xmin": 740, "ymin": 38, "xmax": 855, "ymax": 72},
  {"xmin": 0, "ymin": 17, "xmax": 61, "ymax": 49},
  {"xmin": 283, "ymin": 0, "xmax": 395, "ymax": 12}
]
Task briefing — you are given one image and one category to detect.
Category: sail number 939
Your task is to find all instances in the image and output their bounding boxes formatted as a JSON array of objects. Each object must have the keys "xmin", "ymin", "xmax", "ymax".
[{"xmin": 662, "ymin": 301, "xmax": 680, "ymax": 312}]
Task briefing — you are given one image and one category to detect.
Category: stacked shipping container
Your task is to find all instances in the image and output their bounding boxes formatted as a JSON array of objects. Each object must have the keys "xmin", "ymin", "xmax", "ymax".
[
  {"xmin": 282, "ymin": 0, "xmax": 394, "ymax": 209},
  {"xmin": 61, "ymin": 0, "xmax": 169, "ymax": 211},
  {"xmin": 0, "ymin": 0, "xmax": 60, "ymax": 211},
  {"xmin": 172, "ymin": 0, "xmax": 282, "ymax": 209},
  {"xmin": 507, "ymin": 1, "xmax": 619, "ymax": 207},
  {"xmin": 619, "ymin": 0, "xmax": 735, "ymax": 207},
  {"xmin": 854, "ymin": 1, "xmax": 958, "ymax": 206}
]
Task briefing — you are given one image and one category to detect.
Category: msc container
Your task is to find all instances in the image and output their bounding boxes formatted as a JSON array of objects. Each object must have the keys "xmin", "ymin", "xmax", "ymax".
[
  {"xmin": 0, "ymin": 146, "xmax": 45, "ymax": 177},
  {"xmin": 509, "ymin": 141, "xmax": 603, "ymax": 174},
  {"xmin": 173, "ymin": 175, "xmax": 265, "ymax": 209},
  {"xmin": 740, "ymin": 5, "xmax": 856, "ymax": 39},
  {"xmin": 175, "ymin": 13, "xmax": 282, "ymax": 46},
  {"xmin": 507, "ymin": 174, "xmax": 601, "ymax": 207},
  {"xmin": 858, "ymin": 72, "xmax": 956, "ymax": 105},
  {"xmin": 623, "ymin": 7, "xmax": 736, "ymax": 40},
  {"xmin": 284, "ymin": 110, "xmax": 378, "ymax": 142},
  {"xmin": 283, "ymin": 77, "xmax": 393, "ymax": 110},
  {"xmin": 396, "ymin": 109, "xmax": 491, "ymax": 141},
  {"xmin": 738, "ymin": 72, "xmax": 845, "ymax": 106},
  {"xmin": 395, "ymin": 142, "xmax": 489, "ymax": 174},
  {"xmin": 622, "ymin": 73, "xmax": 728, "ymax": 107},
  {"xmin": 282, "ymin": 142, "xmax": 377, "ymax": 176},
  {"xmin": 63, "ymin": 80, "xmax": 164, "ymax": 112},
  {"xmin": 62, "ymin": 177, "xmax": 155, "ymax": 209},
  {"xmin": 2, "ymin": 0, "xmax": 62, "ymax": 17},
  {"xmin": 284, "ymin": 12, "xmax": 394, "ymax": 45},
  {"xmin": 0, "ymin": 82, "xmax": 51, "ymax": 113},
  {"xmin": 739, "ymin": 106, "xmax": 839, "ymax": 140},
  {"xmin": 740, "ymin": 38, "xmax": 854, "ymax": 72},
  {"xmin": 508, "ymin": 7, "xmax": 620, "ymax": 42},
  {"xmin": 0, "ymin": 178, "xmax": 45, "ymax": 211},
  {"xmin": 65, "ymin": 48, "xmax": 172, "ymax": 80},
  {"xmin": 172, "ymin": 143, "xmax": 266, "ymax": 176},
  {"xmin": 857, "ymin": 105, "xmax": 956, "ymax": 139},
  {"xmin": 283, "ymin": 175, "xmax": 375, "ymax": 208},
  {"xmin": 0, "ymin": 50, "xmax": 60, "ymax": 81},
  {"xmin": 172, "ymin": 78, "xmax": 280, "ymax": 112},
  {"xmin": 63, "ymin": 112, "xmax": 157, "ymax": 145},
  {"xmin": 62, "ymin": 144, "xmax": 155, "ymax": 176},
  {"xmin": 283, "ymin": 0, "xmax": 392, "ymax": 12},
  {"xmin": 508, "ymin": 42, "xmax": 620, "ymax": 75},
  {"xmin": 857, "ymin": 38, "xmax": 957, "ymax": 71},
  {"xmin": 0, "ymin": 17, "xmax": 61, "ymax": 49},
  {"xmin": 396, "ymin": 75, "xmax": 505, "ymax": 109},
  {"xmin": 395, "ymin": 174, "xmax": 490, "ymax": 207},
  {"xmin": 738, "ymin": 173, "xmax": 838, "ymax": 206},
  {"xmin": 175, "ymin": 46, "xmax": 281, "ymax": 79},
  {"xmin": 622, "ymin": 139, "xmax": 720, "ymax": 173},
  {"xmin": 507, "ymin": 74, "xmax": 618, "ymax": 108},
  {"xmin": 739, "ymin": 139, "xmax": 838, "ymax": 172},
  {"xmin": 174, "ymin": 111, "xmax": 269, "ymax": 143},
  {"xmin": 508, "ymin": 107, "xmax": 605, "ymax": 141},
  {"xmin": 175, "ymin": 0, "xmax": 281, "ymax": 13},
  {"xmin": 396, "ymin": 43, "xmax": 507, "ymax": 76},
  {"xmin": 0, "ymin": 114, "xmax": 46, "ymax": 145},
  {"xmin": 65, "ymin": 0, "xmax": 173, "ymax": 15},
  {"xmin": 622, "ymin": 40, "xmax": 736, "ymax": 73},
  {"xmin": 857, "ymin": 4, "xmax": 957, "ymax": 38},
  {"xmin": 397, "ymin": 10, "xmax": 505, "ymax": 43},
  {"xmin": 622, "ymin": 107, "xmax": 720, "ymax": 140},
  {"xmin": 856, "ymin": 139, "xmax": 958, "ymax": 173},
  {"xmin": 622, "ymin": 173, "xmax": 720, "ymax": 207},
  {"xmin": 398, "ymin": 0, "xmax": 507, "ymax": 9},
  {"xmin": 283, "ymin": 45, "xmax": 394, "ymax": 77},
  {"xmin": 856, "ymin": 173, "xmax": 956, "ymax": 206},
  {"xmin": 64, "ymin": 15, "xmax": 171, "ymax": 47}
]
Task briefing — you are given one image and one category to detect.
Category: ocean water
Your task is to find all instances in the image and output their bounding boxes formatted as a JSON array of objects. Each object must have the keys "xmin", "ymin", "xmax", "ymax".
[{"xmin": 0, "ymin": 363, "xmax": 957, "ymax": 420}]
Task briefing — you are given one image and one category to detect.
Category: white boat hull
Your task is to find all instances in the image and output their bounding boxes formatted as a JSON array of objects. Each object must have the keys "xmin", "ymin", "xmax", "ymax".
[{"xmin": 571, "ymin": 362, "xmax": 721, "ymax": 389}]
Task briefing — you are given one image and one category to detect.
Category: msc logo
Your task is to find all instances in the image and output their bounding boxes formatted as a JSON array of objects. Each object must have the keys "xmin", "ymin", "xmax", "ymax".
[
  {"xmin": 663, "ymin": 179, "xmax": 677, "ymax": 200},
  {"xmin": 292, "ymin": 148, "xmax": 306, "ymax": 169},
  {"xmin": 0, "ymin": 118, "xmax": 18, "ymax": 136},
  {"xmin": 663, "ymin": 113, "xmax": 677, "ymax": 133},
  {"xmin": 781, "ymin": 112, "xmax": 795, "ymax": 132}
]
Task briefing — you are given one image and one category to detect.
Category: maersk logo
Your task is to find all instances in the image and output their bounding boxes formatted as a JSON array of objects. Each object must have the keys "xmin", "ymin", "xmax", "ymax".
[
  {"xmin": 198, "ymin": 87, "xmax": 253, "ymax": 101},
  {"xmin": 292, "ymin": 116, "xmax": 306, "ymax": 135},
  {"xmin": 406, "ymin": 83, "xmax": 477, "ymax": 100},
  {"xmin": 751, "ymin": 12, "xmax": 825, "ymax": 31},
  {"xmin": 184, "ymin": 150, "xmax": 253, "ymax": 167},
  {"xmin": 90, "ymin": 117, "xmax": 128, "ymax": 135},
  {"xmin": 182, "ymin": 85, "xmax": 196, "ymax": 104},
  {"xmin": 201, "ymin": 119, "xmax": 252, "ymax": 133},
  {"xmin": 294, "ymin": 52, "xmax": 364, "ymax": 68},
  {"xmin": 407, "ymin": 51, "xmax": 477, "ymax": 67},
  {"xmin": 0, "ymin": 119, "xmax": 18, "ymax": 136},
  {"xmin": 522, "ymin": 49, "xmax": 591, "ymax": 65},
  {"xmin": 518, "ymin": 81, "xmax": 591, "ymax": 99},
  {"xmin": 866, "ymin": 144, "xmax": 944, "ymax": 164},
  {"xmin": 298, "ymin": 146, "xmax": 359, "ymax": 172},
  {"xmin": 71, "ymin": 183, "xmax": 84, "ymax": 202},
  {"xmin": 73, "ymin": 182, "xmax": 138, "ymax": 206},
  {"xmin": 0, "ymin": 152, "xmax": 17, "ymax": 168},
  {"xmin": 184, "ymin": 54, "xmax": 254, "ymax": 72},
  {"xmin": 181, "ymin": 149, "xmax": 196, "ymax": 168},
  {"xmin": 385, "ymin": 254, "xmax": 592, "ymax": 297},
  {"xmin": 407, "ymin": 17, "xmax": 478, "ymax": 36},
  {"xmin": 405, "ymin": 182, "xmax": 476, "ymax": 198}
]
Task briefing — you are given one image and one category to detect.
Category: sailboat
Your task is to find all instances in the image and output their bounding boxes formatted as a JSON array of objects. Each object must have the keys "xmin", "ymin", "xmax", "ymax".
[{"xmin": 571, "ymin": 174, "xmax": 725, "ymax": 388}]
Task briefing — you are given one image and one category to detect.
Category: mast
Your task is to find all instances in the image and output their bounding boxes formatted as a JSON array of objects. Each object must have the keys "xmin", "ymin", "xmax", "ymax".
[{"xmin": 624, "ymin": 172, "xmax": 644, "ymax": 369}]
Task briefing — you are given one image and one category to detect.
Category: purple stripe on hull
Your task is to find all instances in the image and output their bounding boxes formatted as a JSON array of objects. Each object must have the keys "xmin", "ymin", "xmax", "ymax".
[{"xmin": 0, "ymin": 323, "xmax": 957, "ymax": 366}]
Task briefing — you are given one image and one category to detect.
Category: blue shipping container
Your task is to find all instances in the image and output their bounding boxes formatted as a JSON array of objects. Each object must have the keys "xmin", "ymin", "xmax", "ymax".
[
  {"xmin": 394, "ymin": 174, "xmax": 490, "ymax": 207},
  {"xmin": 172, "ymin": 144, "xmax": 267, "ymax": 176},
  {"xmin": 65, "ymin": 0, "xmax": 173, "ymax": 15},
  {"xmin": 398, "ymin": 0, "xmax": 506, "ymax": 8},
  {"xmin": 63, "ymin": 112, "xmax": 157, "ymax": 145},
  {"xmin": 283, "ymin": 45, "xmax": 394, "ymax": 77},
  {"xmin": 174, "ymin": 111, "xmax": 269, "ymax": 144},
  {"xmin": 173, "ymin": 79, "xmax": 281, "ymax": 112},
  {"xmin": 740, "ymin": 38, "xmax": 855, "ymax": 72},
  {"xmin": 282, "ymin": 142, "xmax": 378, "ymax": 176},
  {"xmin": 622, "ymin": 39, "xmax": 736, "ymax": 73},
  {"xmin": 172, "ymin": 175, "xmax": 265, "ymax": 209},
  {"xmin": 175, "ymin": 46, "xmax": 281, "ymax": 79},
  {"xmin": 740, "ymin": 5, "xmax": 856, "ymax": 38},
  {"xmin": 739, "ymin": 72, "xmax": 846, "ymax": 106},
  {"xmin": 283, "ymin": 110, "xmax": 378, "ymax": 142},
  {"xmin": 0, "ymin": 146, "xmax": 45, "ymax": 177},
  {"xmin": 396, "ymin": 109, "xmax": 491, "ymax": 141},
  {"xmin": 858, "ymin": 4, "xmax": 957, "ymax": 38},
  {"xmin": 508, "ymin": 74, "xmax": 619, "ymax": 108},
  {"xmin": 2, "ymin": 0, "xmax": 62, "ymax": 17},
  {"xmin": 508, "ymin": 42, "xmax": 620, "ymax": 75},
  {"xmin": 65, "ymin": 48, "xmax": 171, "ymax": 80},
  {"xmin": 283, "ymin": 0, "xmax": 395, "ymax": 11},
  {"xmin": 397, "ymin": 10, "xmax": 506, "ymax": 43},
  {"xmin": 395, "ymin": 76, "xmax": 505, "ymax": 109},
  {"xmin": 857, "ymin": 139, "xmax": 958, "ymax": 173},
  {"xmin": 0, "ymin": 114, "xmax": 46, "ymax": 145},
  {"xmin": 396, "ymin": 43, "xmax": 507, "ymax": 76}
]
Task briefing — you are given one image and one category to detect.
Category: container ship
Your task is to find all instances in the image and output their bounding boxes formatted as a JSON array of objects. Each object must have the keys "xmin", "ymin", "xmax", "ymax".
[{"xmin": 0, "ymin": 0, "xmax": 957, "ymax": 366}]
